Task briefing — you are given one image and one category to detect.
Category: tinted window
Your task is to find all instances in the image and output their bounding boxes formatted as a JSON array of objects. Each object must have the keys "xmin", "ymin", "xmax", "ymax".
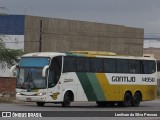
[
  {"xmin": 77, "ymin": 57, "xmax": 90, "ymax": 72},
  {"xmin": 117, "ymin": 59, "xmax": 129, "ymax": 73},
  {"xmin": 143, "ymin": 60, "xmax": 156, "ymax": 74},
  {"xmin": 143, "ymin": 61, "xmax": 148, "ymax": 74},
  {"xmin": 129, "ymin": 60, "xmax": 140, "ymax": 74},
  {"xmin": 91, "ymin": 58, "xmax": 103, "ymax": 72},
  {"xmin": 49, "ymin": 56, "xmax": 62, "ymax": 88},
  {"xmin": 63, "ymin": 57, "xmax": 76, "ymax": 72},
  {"xmin": 158, "ymin": 62, "xmax": 160, "ymax": 72},
  {"xmin": 104, "ymin": 59, "xmax": 116, "ymax": 73},
  {"xmin": 149, "ymin": 61, "xmax": 156, "ymax": 73}
]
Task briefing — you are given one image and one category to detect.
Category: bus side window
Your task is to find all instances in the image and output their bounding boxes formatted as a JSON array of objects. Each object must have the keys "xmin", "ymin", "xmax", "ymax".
[
  {"xmin": 90, "ymin": 58, "xmax": 103, "ymax": 72},
  {"xmin": 143, "ymin": 61, "xmax": 149, "ymax": 74},
  {"xmin": 129, "ymin": 60, "xmax": 140, "ymax": 74},
  {"xmin": 104, "ymin": 59, "xmax": 116, "ymax": 73},
  {"xmin": 63, "ymin": 56, "xmax": 77, "ymax": 72},
  {"xmin": 117, "ymin": 59, "xmax": 129, "ymax": 73},
  {"xmin": 48, "ymin": 56, "xmax": 62, "ymax": 88},
  {"xmin": 149, "ymin": 61, "xmax": 156, "ymax": 73},
  {"xmin": 142, "ymin": 60, "xmax": 156, "ymax": 74},
  {"xmin": 77, "ymin": 57, "xmax": 90, "ymax": 72},
  {"xmin": 48, "ymin": 69, "xmax": 56, "ymax": 88},
  {"xmin": 158, "ymin": 62, "xmax": 160, "ymax": 72}
]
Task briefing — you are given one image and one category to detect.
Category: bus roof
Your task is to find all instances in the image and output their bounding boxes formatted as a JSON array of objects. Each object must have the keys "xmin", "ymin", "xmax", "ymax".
[
  {"xmin": 70, "ymin": 51, "xmax": 117, "ymax": 56},
  {"xmin": 22, "ymin": 51, "xmax": 156, "ymax": 61},
  {"xmin": 22, "ymin": 52, "xmax": 65, "ymax": 58},
  {"xmin": 67, "ymin": 51, "xmax": 156, "ymax": 60}
]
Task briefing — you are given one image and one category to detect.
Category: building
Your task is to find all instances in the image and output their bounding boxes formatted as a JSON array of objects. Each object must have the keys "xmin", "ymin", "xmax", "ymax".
[
  {"xmin": 0, "ymin": 15, "xmax": 24, "ymax": 49},
  {"xmin": 0, "ymin": 15, "xmax": 144, "ymax": 77},
  {"xmin": 25, "ymin": 16, "xmax": 144, "ymax": 56},
  {"xmin": 143, "ymin": 48, "xmax": 160, "ymax": 60}
]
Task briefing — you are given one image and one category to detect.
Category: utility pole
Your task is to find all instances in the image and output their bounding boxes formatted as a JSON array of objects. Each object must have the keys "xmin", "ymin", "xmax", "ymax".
[{"xmin": 39, "ymin": 20, "xmax": 43, "ymax": 52}]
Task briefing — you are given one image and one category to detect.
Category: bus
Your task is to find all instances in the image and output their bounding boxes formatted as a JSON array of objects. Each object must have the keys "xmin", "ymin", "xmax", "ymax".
[
  {"xmin": 11, "ymin": 51, "xmax": 157, "ymax": 107},
  {"xmin": 157, "ymin": 60, "xmax": 160, "ymax": 96}
]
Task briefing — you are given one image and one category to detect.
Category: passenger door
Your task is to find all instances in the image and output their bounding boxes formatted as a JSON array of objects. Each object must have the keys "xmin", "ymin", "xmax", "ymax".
[{"xmin": 47, "ymin": 56, "xmax": 63, "ymax": 102}]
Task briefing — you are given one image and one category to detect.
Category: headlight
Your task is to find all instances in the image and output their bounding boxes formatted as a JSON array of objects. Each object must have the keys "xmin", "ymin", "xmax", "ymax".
[
  {"xmin": 37, "ymin": 92, "xmax": 46, "ymax": 96},
  {"xmin": 16, "ymin": 92, "xmax": 21, "ymax": 95}
]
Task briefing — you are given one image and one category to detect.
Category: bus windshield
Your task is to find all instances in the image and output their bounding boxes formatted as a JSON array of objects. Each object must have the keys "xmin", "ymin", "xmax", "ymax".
[
  {"xmin": 16, "ymin": 68, "xmax": 47, "ymax": 89},
  {"xmin": 16, "ymin": 57, "xmax": 50, "ymax": 89},
  {"xmin": 19, "ymin": 57, "xmax": 50, "ymax": 67}
]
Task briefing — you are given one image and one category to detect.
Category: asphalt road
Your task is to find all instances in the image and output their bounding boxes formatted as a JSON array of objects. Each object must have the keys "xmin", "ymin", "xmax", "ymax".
[{"xmin": 0, "ymin": 99, "xmax": 160, "ymax": 120}]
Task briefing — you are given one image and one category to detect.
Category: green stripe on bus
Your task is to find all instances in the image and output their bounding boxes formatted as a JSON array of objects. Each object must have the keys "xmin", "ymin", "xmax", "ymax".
[
  {"xmin": 86, "ymin": 73, "xmax": 106, "ymax": 101},
  {"xmin": 76, "ymin": 73, "xmax": 97, "ymax": 101}
]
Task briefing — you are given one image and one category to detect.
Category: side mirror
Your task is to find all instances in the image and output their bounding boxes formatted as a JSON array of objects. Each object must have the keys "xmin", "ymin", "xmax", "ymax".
[
  {"xmin": 42, "ymin": 65, "xmax": 49, "ymax": 77},
  {"xmin": 10, "ymin": 65, "xmax": 18, "ymax": 77}
]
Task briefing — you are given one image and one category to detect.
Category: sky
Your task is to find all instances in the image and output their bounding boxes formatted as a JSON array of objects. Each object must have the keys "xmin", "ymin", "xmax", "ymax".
[
  {"xmin": 1, "ymin": 0, "xmax": 160, "ymax": 76},
  {"xmin": 1, "ymin": 0, "xmax": 160, "ymax": 47}
]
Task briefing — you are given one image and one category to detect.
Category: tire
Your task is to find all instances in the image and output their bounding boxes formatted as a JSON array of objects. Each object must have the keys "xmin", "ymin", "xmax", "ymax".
[
  {"xmin": 36, "ymin": 102, "xmax": 45, "ymax": 107},
  {"xmin": 122, "ymin": 92, "xmax": 132, "ymax": 107},
  {"xmin": 62, "ymin": 92, "xmax": 71, "ymax": 107},
  {"xmin": 131, "ymin": 92, "xmax": 141, "ymax": 107}
]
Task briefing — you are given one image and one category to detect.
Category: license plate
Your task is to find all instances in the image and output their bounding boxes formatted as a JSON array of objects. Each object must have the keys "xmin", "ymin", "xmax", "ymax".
[{"xmin": 26, "ymin": 98, "xmax": 31, "ymax": 101}]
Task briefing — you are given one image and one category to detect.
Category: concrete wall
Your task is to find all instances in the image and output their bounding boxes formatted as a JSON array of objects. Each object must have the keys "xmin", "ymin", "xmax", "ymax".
[{"xmin": 24, "ymin": 15, "xmax": 144, "ymax": 56}]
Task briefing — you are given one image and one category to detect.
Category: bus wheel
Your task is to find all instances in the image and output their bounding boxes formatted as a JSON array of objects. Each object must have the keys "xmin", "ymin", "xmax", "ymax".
[
  {"xmin": 62, "ymin": 92, "xmax": 71, "ymax": 107},
  {"xmin": 131, "ymin": 92, "xmax": 141, "ymax": 107},
  {"xmin": 122, "ymin": 92, "xmax": 132, "ymax": 107},
  {"xmin": 36, "ymin": 102, "xmax": 45, "ymax": 107}
]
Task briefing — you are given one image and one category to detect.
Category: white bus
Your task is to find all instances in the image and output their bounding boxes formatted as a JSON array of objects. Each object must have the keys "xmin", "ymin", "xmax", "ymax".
[
  {"xmin": 12, "ymin": 51, "xmax": 157, "ymax": 107},
  {"xmin": 157, "ymin": 61, "xmax": 160, "ymax": 96}
]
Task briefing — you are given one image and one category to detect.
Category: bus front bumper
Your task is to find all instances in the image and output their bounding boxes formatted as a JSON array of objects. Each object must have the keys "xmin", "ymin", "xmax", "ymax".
[{"xmin": 16, "ymin": 94, "xmax": 46, "ymax": 102}]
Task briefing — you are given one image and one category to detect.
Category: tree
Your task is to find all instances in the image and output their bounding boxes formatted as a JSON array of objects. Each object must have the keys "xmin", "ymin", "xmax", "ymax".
[{"xmin": 0, "ymin": 36, "xmax": 23, "ymax": 69}]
